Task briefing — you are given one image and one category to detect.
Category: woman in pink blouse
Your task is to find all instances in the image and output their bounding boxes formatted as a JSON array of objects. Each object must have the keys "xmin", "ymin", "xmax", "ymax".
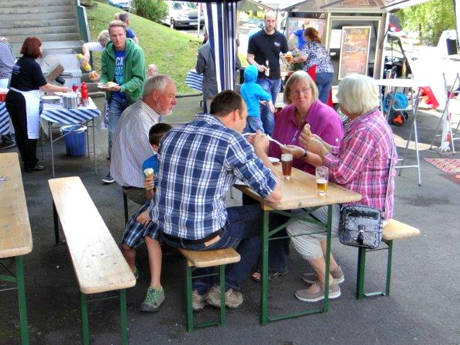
[
  {"xmin": 269, "ymin": 70, "xmax": 343, "ymax": 174},
  {"xmin": 250, "ymin": 71, "xmax": 343, "ymax": 282},
  {"xmin": 287, "ymin": 74, "xmax": 397, "ymax": 303}
]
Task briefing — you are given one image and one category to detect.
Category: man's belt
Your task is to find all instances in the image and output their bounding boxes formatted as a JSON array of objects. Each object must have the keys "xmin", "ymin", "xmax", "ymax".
[{"xmin": 163, "ymin": 228, "xmax": 225, "ymax": 245}]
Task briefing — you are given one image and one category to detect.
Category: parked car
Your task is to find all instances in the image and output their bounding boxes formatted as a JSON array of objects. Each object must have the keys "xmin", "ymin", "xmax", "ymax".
[
  {"xmin": 107, "ymin": 0, "xmax": 131, "ymax": 11},
  {"xmin": 162, "ymin": 1, "xmax": 204, "ymax": 29}
]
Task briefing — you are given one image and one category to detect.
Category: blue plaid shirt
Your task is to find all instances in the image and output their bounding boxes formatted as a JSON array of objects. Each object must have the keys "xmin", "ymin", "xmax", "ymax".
[{"xmin": 151, "ymin": 114, "xmax": 277, "ymax": 240}]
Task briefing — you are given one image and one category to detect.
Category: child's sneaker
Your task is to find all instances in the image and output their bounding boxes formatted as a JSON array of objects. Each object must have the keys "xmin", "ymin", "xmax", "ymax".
[{"xmin": 140, "ymin": 286, "xmax": 165, "ymax": 312}]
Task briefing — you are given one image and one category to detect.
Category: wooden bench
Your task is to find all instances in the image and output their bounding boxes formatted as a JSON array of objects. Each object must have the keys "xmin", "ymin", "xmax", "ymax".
[
  {"xmin": 49, "ymin": 176, "xmax": 136, "ymax": 345},
  {"xmin": 356, "ymin": 219, "xmax": 421, "ymax": 299},
  {"xmin": 0, "ymin": 152, "xmax": 33, "ymax": 345},
  {"xmin": 179, "ymin": 248, "xmax": 240, "ymax": 332}
]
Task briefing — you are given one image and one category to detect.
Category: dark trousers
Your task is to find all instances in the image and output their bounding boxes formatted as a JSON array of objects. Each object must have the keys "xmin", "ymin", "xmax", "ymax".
[
  {"xmin": 242, "ymin": 194, "xmax": 290, "ymax": 273},
  {"xmin": 161, "ymin": 205, "xmax": 263, "ymax": 294},
  {"xmin": 5, "ymin": 91, "xmax": 38, "ymax": 170}
]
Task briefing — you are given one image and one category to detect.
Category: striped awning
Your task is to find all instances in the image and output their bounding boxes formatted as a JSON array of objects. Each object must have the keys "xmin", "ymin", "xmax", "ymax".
[{"xmin": 205, "ymin": 1, "xmax": 238, "ymax": 92}]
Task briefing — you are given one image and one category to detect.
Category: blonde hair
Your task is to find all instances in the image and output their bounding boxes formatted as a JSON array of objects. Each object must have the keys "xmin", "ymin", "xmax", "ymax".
[
  {"xmin": 337, "ymin": 74, "xmax": 380, "ymax": 115},
  {"xmin": 97, "ymin": 30, "xmax": 110, "ymax": 47},
  {"xmin": 283, "ymin": 70, "xmax": 318, "ymax": 104},
  {"xmin": 108, "ymin": 20, "xmax": 126, "ymax": 33}
]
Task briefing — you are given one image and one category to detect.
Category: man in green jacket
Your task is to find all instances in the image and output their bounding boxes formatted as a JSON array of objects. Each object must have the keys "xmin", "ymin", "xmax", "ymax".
[{"xmin": 101, "ymin": 19, "xmax": 145, "ymax": 184}]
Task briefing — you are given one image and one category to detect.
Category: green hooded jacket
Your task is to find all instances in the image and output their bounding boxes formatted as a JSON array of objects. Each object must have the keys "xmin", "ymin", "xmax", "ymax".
[{"xmin": 100, "ymin": 38, "xmax": 146, "ymax": 105}]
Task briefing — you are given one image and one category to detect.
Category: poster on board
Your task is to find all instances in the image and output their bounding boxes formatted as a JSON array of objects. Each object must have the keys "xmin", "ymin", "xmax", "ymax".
[{"xmin": 338, "ymin": 26, "xmax": 371, "ymax": 79}]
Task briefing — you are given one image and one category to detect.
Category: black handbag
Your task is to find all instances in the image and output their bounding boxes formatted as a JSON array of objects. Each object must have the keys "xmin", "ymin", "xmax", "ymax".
[{"xmin": 338, "ymin": 145, "xmax": 394, "ymax": 249}]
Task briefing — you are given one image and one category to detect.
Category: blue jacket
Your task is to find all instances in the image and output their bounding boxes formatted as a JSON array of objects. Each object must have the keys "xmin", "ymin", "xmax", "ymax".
[{"xmin": 240, "ymin": 65, "xmax": 271, "ymax": 117}]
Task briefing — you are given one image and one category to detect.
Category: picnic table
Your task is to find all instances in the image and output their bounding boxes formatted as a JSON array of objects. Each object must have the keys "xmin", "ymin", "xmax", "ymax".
[
  {"xmin": 236, "ymin": 164, "xmax": 361, "ymax": 325},
  {"xmin": 0, "ymin": 152, "xmax": 33, "ymax": 344}
]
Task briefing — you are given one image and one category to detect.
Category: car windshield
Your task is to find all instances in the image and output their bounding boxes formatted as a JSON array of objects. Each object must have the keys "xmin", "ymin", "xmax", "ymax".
[{"xmin": 173, "ymin": 2, "xmax": 196, "ymax": 10}]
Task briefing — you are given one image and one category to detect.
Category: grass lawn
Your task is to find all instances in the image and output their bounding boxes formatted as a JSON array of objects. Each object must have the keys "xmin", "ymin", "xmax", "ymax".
[{"xmin": 86, "ymin": 2, "xmax": 202, "ymax": 95}]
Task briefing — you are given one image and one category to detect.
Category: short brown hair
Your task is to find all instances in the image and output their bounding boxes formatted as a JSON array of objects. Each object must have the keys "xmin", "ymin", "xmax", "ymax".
[
  {"xmin": 20, "ymin": 37, "xmax": 42, "ymax": 59},
  {"xmin": 108, "ymin": 20, "xmax": 126, "ymax": 33},
  {"xmin": 210, "ymin": 90, "xmax": 243, "ymax": 117},
  {"xmin": 304, "ymin": 27, "xmax": 321, "ymax": 43},
  {"xmin": 149, "ymin": 123, "xmax": 172, "ymax": 146}
]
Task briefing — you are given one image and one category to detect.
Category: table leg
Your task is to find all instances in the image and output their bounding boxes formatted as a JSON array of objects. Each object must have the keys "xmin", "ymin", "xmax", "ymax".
[
  {"xmin": 119, "ymin": 289, "xmax": 128, "ymax": 345},
  {"xmin": 92, "ymin": 119, "xmax": 97, "ymax": 174},
  {"xmin": 49, "ymin": 122, "xmax": 55, "ymax": 177},
  {"xmin": 260, "ymin": 210, "xmax": 269, "ymax": 326},
  {"xmin": 53, "ymin": 202, "xmax": 60, "ymax": 245},
  {"xmin": 16, "ymin": 256, "xmax": 30, "ymax": 345},
  {"xmin": 412, "ymin": 106, "xmax": 422, "ymax": 186},
  {"xmin": 322, "ymin": 205, "xmax": 332, "ymax": 313},
  {"xmin": 80, "ymin": 293, "xmax": 90, "ymax": 345}
]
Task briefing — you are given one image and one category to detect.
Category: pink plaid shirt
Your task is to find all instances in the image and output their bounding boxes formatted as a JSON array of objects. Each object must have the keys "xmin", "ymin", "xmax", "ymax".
[{"xmin": 323, "ymin": 109, "xmax": 397, "ymax": 219}]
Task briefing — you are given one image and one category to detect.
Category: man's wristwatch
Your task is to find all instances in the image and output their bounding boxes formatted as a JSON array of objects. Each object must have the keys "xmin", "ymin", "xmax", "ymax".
[{"xmin": 303, "ymin": 149, "xmax": 308, "ymax": 159}]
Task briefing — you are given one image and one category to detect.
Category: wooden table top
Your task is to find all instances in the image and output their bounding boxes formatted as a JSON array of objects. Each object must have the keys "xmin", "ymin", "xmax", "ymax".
[
  {"xmin": 0, "ymin": 152, "xmax": 33, "ymax": 258},
  {"xmin": 236, "ymin": 165, "xmax": 362, "ymax": 211}
]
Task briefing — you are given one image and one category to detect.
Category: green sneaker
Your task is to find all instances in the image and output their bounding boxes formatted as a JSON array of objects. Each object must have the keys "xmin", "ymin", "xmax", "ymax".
[{"xmin": 140, "ymin": 286, "xmax": 165, "ymax": 312}]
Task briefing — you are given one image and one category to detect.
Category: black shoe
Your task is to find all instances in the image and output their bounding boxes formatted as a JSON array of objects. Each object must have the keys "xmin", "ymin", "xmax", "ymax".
[
  {"xmin": 0, "ymin": 141, "xmax": 16, "ymax": 150},
  {"xmin": 24, "ymin": 164, "xmax": 45, "ymax": 172}
]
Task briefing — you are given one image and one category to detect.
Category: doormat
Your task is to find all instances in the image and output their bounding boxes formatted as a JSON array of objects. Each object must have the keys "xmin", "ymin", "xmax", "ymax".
[{"xmin": 425, "ymin": 158, "xmax": 460, "ymax": 184}]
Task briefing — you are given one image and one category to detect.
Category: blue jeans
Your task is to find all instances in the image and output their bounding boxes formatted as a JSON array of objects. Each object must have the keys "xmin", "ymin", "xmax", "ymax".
[
  {"xmin": 160, "ymin": 205, "xmax": 262, "ymax": 294},
  {"xmin": 107, "ymin": 97, "xmax": 128, "ymax": 159},
  {"xmin": 315, "ymin": 72, "xmax": 334, "ymax": 104},
  {"xmin": 257, "ymin": 78, "xmax": 281, "ymax": 135},
  {"xmin": 244, "ymin": 116, "xmax": 264, "ymax": 133}
]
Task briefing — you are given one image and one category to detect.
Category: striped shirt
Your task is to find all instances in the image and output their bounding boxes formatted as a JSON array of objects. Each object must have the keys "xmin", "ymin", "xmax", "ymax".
[
  {"xmin": 110, "ymin": 100, "xmax": 160, "ymax": 188},
  {"xmin": 323, "ymin": 109, "xmax": 397, "ymax": 219},
  {"xmin": 0, "ymin": 42, "xmax": 15, "ymax": 80},
  {"xmin": 151, "ymin": 114, "xmax": 277, "ymax": 240}
]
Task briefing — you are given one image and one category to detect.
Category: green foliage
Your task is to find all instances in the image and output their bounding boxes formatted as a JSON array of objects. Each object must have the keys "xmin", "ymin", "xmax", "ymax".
[
  {"xmin": 398, "ymin": 0, "xmax": 455, "ymax": 46},
  {"xmin": 133, "ymin": 0, "xmax": 168, "ymax": 23},
  {"xmin": 86, "ymin": 1, "xmax": 201, "ymax": 94}
]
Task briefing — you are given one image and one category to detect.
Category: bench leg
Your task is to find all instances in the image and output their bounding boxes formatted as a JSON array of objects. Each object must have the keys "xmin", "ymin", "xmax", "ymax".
[
  {"xmin": 123, "ymin": 192, "xmax": 129, "ymax": 225},
  {"xmin": 53, "ymin": 202, "xmax": 60, "ymax": 245},
  {"xmin": 119, "ymin": 289, "xmax": 128, "ymax": 345},
  {"xmin": 356, "ymin": 247, "xmax": 366, "ymax": 300},
  {"xmin": 219, "ymin": 264, "xmax": 226, "ymax": 326},
  {"xmin": 80, "ymin": 293, "xmax": 90, "ymax": 345},
  {"xmin": 385, "ymin": 240, "xmax": 393, "ymax": 296},
  {"xmin": 16, "ymin": 256, "xmax": 30, "ymax": 345},
  {"xmin": 185, "ymin": 264, "xmax": 194, "ymax": 332}
]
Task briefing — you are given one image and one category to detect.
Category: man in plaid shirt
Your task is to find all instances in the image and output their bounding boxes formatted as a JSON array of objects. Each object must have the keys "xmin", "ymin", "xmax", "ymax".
[{"xmin": 150, "ymin": 90, "xmax": 281, "ymax": 310}]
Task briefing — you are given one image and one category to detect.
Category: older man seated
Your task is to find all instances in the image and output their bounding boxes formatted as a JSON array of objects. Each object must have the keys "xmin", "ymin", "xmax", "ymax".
[{"xmin": 110, "ymin": 75, "xmax": 177, "ymax": 204}]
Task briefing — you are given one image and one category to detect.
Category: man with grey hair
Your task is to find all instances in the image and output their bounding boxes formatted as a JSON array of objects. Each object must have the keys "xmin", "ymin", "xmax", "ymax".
[{"xmin": 110, "ymin": 74, "xmax": 177, "ymax": 204}]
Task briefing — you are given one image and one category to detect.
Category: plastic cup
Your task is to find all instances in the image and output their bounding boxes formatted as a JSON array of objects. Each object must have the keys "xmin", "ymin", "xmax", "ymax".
[{"xmin": 316, "ymin": 166, "xmax": 328, "ymax": 196}]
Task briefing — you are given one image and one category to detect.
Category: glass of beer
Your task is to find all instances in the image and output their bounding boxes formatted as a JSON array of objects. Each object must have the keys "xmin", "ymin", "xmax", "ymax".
[
  {"xmin": 281, "ymin": 153, "xmax": 293, "ymax": 180},
  {"xmin": 316, "ymin": 166, "xmax": 328, "ymax": 196}
]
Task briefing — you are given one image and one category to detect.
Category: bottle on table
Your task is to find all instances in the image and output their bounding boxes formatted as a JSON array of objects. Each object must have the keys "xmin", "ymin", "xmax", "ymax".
[{"xmin": 80, "ymin": 82, "xmax": 89, "ymax": 107}]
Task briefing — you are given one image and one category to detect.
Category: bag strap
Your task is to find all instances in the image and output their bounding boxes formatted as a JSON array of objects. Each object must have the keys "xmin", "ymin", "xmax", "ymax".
[{"xmin": 383, "ymin": 142, "xmax": 395, "ymax": 219}]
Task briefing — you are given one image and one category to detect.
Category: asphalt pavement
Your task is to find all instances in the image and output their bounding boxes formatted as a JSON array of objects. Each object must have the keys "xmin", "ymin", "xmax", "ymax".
[{"xmin": 0, "ymin": 97, "xmax": 459, "ymax": 345}]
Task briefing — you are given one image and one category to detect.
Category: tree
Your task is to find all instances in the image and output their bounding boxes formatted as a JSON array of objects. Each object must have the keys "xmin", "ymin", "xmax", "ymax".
[{"xmin": 398, "ymin": 0, "xmax": 456, "ymax": 46}]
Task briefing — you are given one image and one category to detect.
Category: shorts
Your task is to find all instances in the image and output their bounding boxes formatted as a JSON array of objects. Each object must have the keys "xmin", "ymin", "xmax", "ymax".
[{"xmin": 121, "ymin": 202, "xmax": 159, "ymax": 248}]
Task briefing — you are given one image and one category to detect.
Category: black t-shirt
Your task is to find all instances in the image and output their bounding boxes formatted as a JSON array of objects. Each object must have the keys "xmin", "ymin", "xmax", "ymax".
[
  {"xmin": 10, "ymin": 57, "xmax": 47, "ymax": 91},
  {"xmin": 248, "ymin": 30, "xmax": 288, "ymax": 80}
]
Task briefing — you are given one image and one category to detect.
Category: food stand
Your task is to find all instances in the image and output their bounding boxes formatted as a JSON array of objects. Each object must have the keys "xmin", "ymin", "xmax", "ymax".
[{"xmin": 282, "ymin": 0, "xmax": 435, "ymax": 85}]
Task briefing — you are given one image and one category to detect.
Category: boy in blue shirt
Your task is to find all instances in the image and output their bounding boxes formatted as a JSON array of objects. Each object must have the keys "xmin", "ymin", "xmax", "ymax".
[
  {"xmin": 240, "ymin": 64, "xmax": 275, "ymax": 133},
  {"xmin": 120, "ymin": 122, "xmax": 172, "ymax": 312}
]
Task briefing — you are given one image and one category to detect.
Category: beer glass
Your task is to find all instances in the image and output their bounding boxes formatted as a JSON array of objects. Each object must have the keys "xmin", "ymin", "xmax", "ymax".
[
  {"xmin": 281, "ymin": 153, "xmax": 293, "ymax": 180},
  {"xmin": 316, "ymin": 166, "xmax": 328, "ymax": 196}
]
